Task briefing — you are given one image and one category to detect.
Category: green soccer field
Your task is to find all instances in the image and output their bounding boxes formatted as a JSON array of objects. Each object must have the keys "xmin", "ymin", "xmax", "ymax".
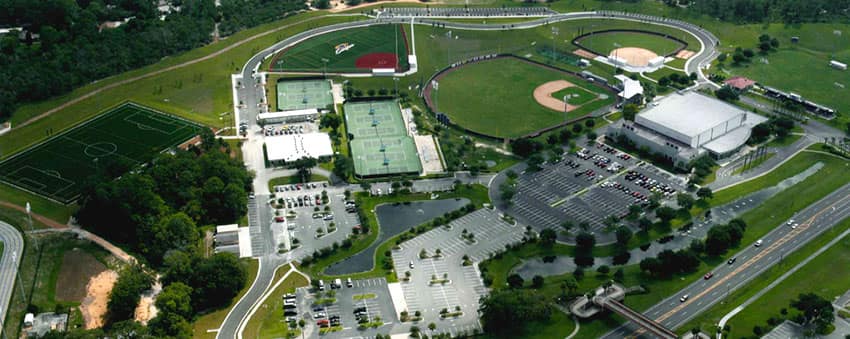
[
  {"xmin": 433, "ymin": 57, "xmax": 614, "ymax": 138},
  {"xmin": 0, "ymin": 103, "xmax": 203, "ymax": 203},
  {"xmin": 269, "ymin": 24, "xmax": 410, "ymax": 72},
  {"xmin": 343, "ymin": 100, "xmax": 421, "ymax": 177},
  {"xmin": 576, "ymin": 30, "xmax": 686, "ymax": 56}
]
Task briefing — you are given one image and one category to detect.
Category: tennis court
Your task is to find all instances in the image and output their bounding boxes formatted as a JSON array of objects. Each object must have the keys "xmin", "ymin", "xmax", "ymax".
[
  {"xmin": 344, "ymin": 100, "xmax": 421, "ymax": 177},
  {"xmin": 277, "ymin": 79, "xmax": 334, "ymax": 111},
  {"xmin": 0, "ymin": 103, "xmax": 203, "ymax": 203}
]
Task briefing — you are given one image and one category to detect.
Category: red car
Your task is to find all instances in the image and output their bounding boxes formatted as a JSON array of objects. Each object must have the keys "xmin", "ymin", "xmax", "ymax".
[
  {"xmin": 703, "ymin": 272, "xmax": 714, "ymax": 280},
  {"xmin": 274, "ymin": 216, "xmax": 285, "ymax": 222},
  {"xmin": 316, "ymin": 319, "xmax": 329, "ymax": 327}
]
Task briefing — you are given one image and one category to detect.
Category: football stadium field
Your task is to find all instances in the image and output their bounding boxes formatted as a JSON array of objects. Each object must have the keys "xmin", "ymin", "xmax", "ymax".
[
  {"xmin": 0, "ymin": 103, "xmax": 203, "ymax": 203},
  {"xmin": 269, "ymin": 24, "xmax": 410, "ymax": 72},
  {"xmin": 344, "ymin": 101, "xmax": 421, "ymax": 177}
]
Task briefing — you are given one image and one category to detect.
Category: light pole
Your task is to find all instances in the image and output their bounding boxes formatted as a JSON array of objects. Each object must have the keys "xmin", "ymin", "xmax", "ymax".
[
  {"xmin": 564, "ymin": 95, "xmax": 569, "ymax": 124},
  {"xmin": 321, "ymin": 58, "xmax": 329, "ymax": 77}
]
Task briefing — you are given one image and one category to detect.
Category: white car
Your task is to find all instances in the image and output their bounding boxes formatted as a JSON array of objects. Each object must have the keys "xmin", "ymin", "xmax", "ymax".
[
  {"xmin": 791, "ymin": 223, "xmax": 798, "ymax": 229},
  {"xmin": 680, "ymin": 294, "xmax": 689, "ymax": 302},
  {"xmin": 755, "ymin": 239, "xmax": 763, "ymax": 247}
]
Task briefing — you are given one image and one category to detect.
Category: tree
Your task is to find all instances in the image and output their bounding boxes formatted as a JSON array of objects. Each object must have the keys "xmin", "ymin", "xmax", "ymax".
[
  {"xmin": 560, "ymin": 221, "xmax": 574, "ymax": 233},
  {"xmin": 615, "ymin": 226, "xmax": 633, "ymax": 246},
  {"xmin": 428, "ymin": 322, "xmax": 437, "ymax": 332},
  {"xmin": 332, "ymin": 155, "xmax": 353, "ymax": 180},
  {"xmin": 532, "ymin": 275, "xmax": 545, "ymax": 288},
  {"xmin": 479, "ymin": 289, "xmax": 552, "ymax": 335},
  {"xmin": 144, "ymin": 212, "xmax": 198, "ymax": 265},
  {"xmin": 107, "ymin": 265, "xmax": 153, "ymax": 324},
  {"xmin": 526, "ymin": 153, "xmax": 545, "ymax": 172},
  {"xmin": 677, "ymin": 193, "xmax": 695, "ymax": 210},
  {"xmin": 507, "ymin": 274, "xmax": 525, "ymax": 288},
  {"xmin": 510, "ymin": 138, "xmax": 543, "ymax": 158},
  {"xmin": 791, "ymin": 293, "xmax": 834, "ymax": 334},
  {"xmin": 539, "ymin": 228, "xmax": 557, "ymax": 247},
  {"xmin": 155, "ymin": 282, "xmax": 193, "ymax": 319},
  {"xmin": 638, "ymin": 217, "xmax": 653, "ymax": 233},
  {"xmin": 596, "ymin": 265, "xmax": 610, "ymax": 275},
  {"xmin": 191, "ymin": 252, "xmax": 247, "ymax": 311},
  {"xmin": 575, "ymin": 232, "xmax": 596, "ymax": 249},
  {"xmin": 655, "ymin": 206, "xmax": 677, "ymax": 225},
  {"xmin": 622, "ymin": 104, "xmax": 639, "ymax": 121},
  {"xmin": 292, "ymin": 157, "xmax": 318, "ymax": 182},
  {"xmin": 715, "ymin": 86, "xmax": 740, "ymax": 102},
  {"xmin": 696, "ymin": 187, "xmax": 713, "ymax": 200}
]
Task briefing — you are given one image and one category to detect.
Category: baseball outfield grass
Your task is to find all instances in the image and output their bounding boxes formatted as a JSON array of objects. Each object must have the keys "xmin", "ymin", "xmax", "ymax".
[
  {"xmin": 575, "ymin": 30, "xmax": 685, "ymax": 56},
  {"xmin": 553, "ymin": 86, "xmax": 598, "ymax": 106},
  {"xmin": 433, "ymin": 57, "xmax": 613, "ymax": 138}
]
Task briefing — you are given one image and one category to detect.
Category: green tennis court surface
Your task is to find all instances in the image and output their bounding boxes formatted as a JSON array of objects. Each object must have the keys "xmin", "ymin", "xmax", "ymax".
[
  {"xmin": 0, "ymin": 103, "xmax": 203, "ymax": 203},
  {"xmin": 344, "ymin": 100, "xmax": 421, "ymax": 177},
  {"xmin": 277, "ymin": 79, "xmax": 334, "ymax": 111}
]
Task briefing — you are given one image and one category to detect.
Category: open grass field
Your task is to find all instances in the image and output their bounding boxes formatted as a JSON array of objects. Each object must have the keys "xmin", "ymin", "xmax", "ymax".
[
  {"xmin": 0, "ymin": 103, "xmax": 203, "ymax": 203},
  {"xmin": 269, "ymin": 24, "xmax": 409, "ymax": 72},
  {"xmin": 680, "ymin": 216, "xmax": 850, "ymax": 337},
  {"xmin": 344, "ymin": 100, "xmax": 421, "ymax": 176},
  {"xmin": 575, "ymin": 30, "xmax": 685, "ymax": 56},
  {"xmin": 433, "ymin": 57, "xmax": 613, "ymax": 138}
]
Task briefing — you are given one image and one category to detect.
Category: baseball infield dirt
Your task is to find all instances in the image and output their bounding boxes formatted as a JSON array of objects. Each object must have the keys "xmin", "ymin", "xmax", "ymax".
[
  {"xmin": 676, "ymin": 49, "xmax": 696, "ymax": 59},
  {"xmin": 534, "ymin": 80, "xmax": 578, "ymax": 112},
  {"xmin": 610, "ymin": 47, "xmax": 659, "ymax": 67},
  {"xmin": 573, "ymin": 49, "xmax": 598, "ymax": 60}
]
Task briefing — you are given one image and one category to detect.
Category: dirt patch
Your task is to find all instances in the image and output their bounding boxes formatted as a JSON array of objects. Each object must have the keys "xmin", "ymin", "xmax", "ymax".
[
  {"xmin": 533, "ymin": 80, "xmax": 578, "ymax": 112},
  {"xmin": 79, "ymin": 270, "xmax": 119, "ymax": 329},
  {"xmin": 355, "ymin": 52, "xmax": 399, "ymax": 69},
  {"xmin": 610, "ymin": 47, "xmax": 659, "ymax": 67},
  {"xmin": 676, "ymin": 49, "xmax": 696, "ymax": 59},
  {"xmin": 573, "ymin": 49, "xmax": 598, "ymax": 60},
  {"xmin": 55, "ymin": 249, "xmax": 107, "ymax": 303},
  {"xmin": 134, "ymin": 281, "xmax": 162, "ymax": 325}
]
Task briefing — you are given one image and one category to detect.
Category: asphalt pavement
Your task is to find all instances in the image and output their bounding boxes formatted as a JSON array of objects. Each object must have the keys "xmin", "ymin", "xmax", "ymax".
[
  {"xmin": 0, "ymin": 221, "xmax": 24, "ymax": 337},
  {"xmin": 602, "ymin": 182, "xmax": 850, "ymax": 338}
]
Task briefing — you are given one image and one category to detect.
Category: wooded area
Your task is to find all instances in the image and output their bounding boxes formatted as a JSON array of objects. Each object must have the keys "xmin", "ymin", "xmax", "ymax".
[{"xmin": 0, "ymin": 0, "xmax": 306, "ymax": 122}]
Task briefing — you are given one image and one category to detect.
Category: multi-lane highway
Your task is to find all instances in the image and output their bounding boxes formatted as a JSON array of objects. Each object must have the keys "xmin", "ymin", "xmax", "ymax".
[
  {"xmin": 603, "ymin": 182, "xmax": 850, "ymax": 338},
  {"xmin": 220, "ymin": 9, "xmax": 720, "ymax": 338},
  {"xmin": 0, "ymin": 221, "xmax": 24, "ymax": 337}
]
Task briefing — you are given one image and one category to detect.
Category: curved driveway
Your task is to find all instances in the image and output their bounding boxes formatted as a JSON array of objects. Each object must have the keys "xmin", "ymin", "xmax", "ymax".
[
  {"xmin": 0, "ymin": 221, "xmax": 24, "ymax": 334},
  {"xmin": 221, "ymin": 10, "xmax": 720, "ymax": 338}
]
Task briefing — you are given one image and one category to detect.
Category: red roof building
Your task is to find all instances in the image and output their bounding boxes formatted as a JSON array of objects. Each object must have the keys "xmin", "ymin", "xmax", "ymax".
[{"xmin": 724, "ymin": 76, "xmax": 756, "ymax": 91}]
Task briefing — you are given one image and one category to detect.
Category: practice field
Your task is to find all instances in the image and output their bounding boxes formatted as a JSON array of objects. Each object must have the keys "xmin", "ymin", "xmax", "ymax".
[
  {"xmin": 0, "ymin": 103, "xmax": 203, "ymax": 203},
  {"xmin": 269, "ymin": 24, "xmax": 409, "ymax": 73},
  {"xmin": 431, "ymin": 57, "xmax": 614, "ymax": 138},
  {"xmin": 276, "ymin": 79, "xmax": 334, "ymax": 111},
  {"xmin": 344, "ymin": 100, "xmax": 421, "ymax": 177},
  {"xmin": 574, "ymin": 30, "xmax": 686, "ymax": 57}
]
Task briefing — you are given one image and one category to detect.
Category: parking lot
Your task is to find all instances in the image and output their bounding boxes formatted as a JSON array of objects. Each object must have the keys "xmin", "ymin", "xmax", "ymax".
[
  {"xmin": 293, "ymin": 277, "xmax": 398, "ymax": 338},
  {"xmin": 508, "ymin": 143, "xmax": 687, "ymax": 242},
  {"xmin": 271, "ymin": 182, "xmax": 360, "ymax": 258},
  {"xmin": 390, "ymin": 208, "xmax": 524, "ymax": 336}
]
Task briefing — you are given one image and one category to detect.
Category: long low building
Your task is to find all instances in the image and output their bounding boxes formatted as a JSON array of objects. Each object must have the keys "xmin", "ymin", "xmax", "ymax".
[
  {"xmin": 610, "ymin": 91, "xmax": 767, "ymax": 164},
  {"xmin": 266, "ymin": 132, "xmax": 334, "ymax": 164},
  {"xmin": 256, "ymin": 108, "xmax": 320, "ymax": 125}
]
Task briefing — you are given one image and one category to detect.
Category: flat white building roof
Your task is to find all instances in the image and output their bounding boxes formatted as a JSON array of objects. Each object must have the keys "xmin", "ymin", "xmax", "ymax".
[
  {"xmin": 638, "ymin": 91, "xmax": 745, "ymax": 139},
  {"xmin": 257, "ymin": 108, "xmax": 319, "ymax": 121},
  {"xmin": 614, "ymin": 74, "xmax": 644, "ymax": 100},
  {"xmin": 266, "ymin": 133, "xmax": 333, "ymax": 162}
]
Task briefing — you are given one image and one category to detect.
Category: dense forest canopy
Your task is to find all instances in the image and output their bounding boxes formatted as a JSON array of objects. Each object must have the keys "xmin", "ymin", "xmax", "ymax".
[
  {"xmin": 684, "ymin": 0, "xmax": 850, "ymax": 23},
  {"xmin": 0, "ymin": 0, "xmax": 305, "ymax": 122}
]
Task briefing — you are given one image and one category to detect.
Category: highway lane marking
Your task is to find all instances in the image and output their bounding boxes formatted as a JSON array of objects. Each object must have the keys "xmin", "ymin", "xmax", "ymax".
[{"xmin": 627, "ymin": 191, "xmax": 850, "ymax": 337}]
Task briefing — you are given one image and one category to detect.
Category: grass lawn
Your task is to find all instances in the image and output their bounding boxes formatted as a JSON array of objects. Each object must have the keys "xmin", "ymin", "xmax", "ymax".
[
  {"xmin": 268, "ymin": 174, "xmax": 329, "ymax": 192},
  {"xmin": 3, "ymin": 233, "xmax": 117, "ymax": 338},
  {"xmin": 680, "ymin": 217, "xmax": 850, "ymax": 337},
  {"xmin": 434, "ymin": 57, "xmax": 613, "ymax": 138},
  {"xmin": 0, "ymin": 103, "xmax": 203, "ymax": 203},
  {"xmin": 711, "ymin": 149, "xmax": 844, "ymax": 206},
  {"xmin": 731, "ymin": 153, "xmax": 776, "ymax": 175},
  {"xmin": 665, "ymin": 57, "xmax": 687, "ymax": 69},
  {"xmin": 269, "ymin": 24, "xmax": 409, "ymax": 72},
  {"xmin": 553, "ymin": 86, "xmax": 598, "ymax": 106},
  {"xmin": 192, "ymin": 259, "xmax": 260, "ymax": 339},
  {"xmin": 766, "ymin": 133, "xmax": 802, "ymax": 148},
  {"xmin": 576, "ymin": 30, "xmax": 685, "ymax": 56},
  {"xmin": 644, "ymin": 66, "xmax": 687, "ymax": 81},
  {"xmin": 242, "ymin": 266, "xmax": 310, "ymax": 339},
  {"xmin": 0, "ymin": 182, "xmax": 74, "ymax": 226},
  {"xmin": 303, "ymin": 184, "xmax": 490, "ymax": 282},
  {"xmin": 1, "ymin": 14, "xmax": 366, "ymax": 160}
]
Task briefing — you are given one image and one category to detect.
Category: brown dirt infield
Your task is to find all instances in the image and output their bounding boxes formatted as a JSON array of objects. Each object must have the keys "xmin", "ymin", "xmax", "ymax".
[
  {"xmin": 355, "ymin": 52, "xmax": 399, "ymax": 69},
  {"xmin": 80, "ymin": 269, "xmax": 118, "ymax": 329},
  {"xmin": 610, "ymin": 47, "xmax": 659, "ymax": 67},
  {"xmin": 676, "ymin": 49, "xmax": 696, "ymax": 59},
  {"xmin": 533, "ymin": 80, "xmax": 578, "ymax": 112},
  {"xmin": 573, "ymin": 49, "xmax": 597, "ymax": 60}
]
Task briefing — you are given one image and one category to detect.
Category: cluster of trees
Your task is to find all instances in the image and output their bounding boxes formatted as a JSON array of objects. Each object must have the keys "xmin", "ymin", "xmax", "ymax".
[
  {"xmin": 574, "ymin": 232, "xmax": 596, "ymax": 267},
  {"xmin": 639, "ymin": 248, "xmax": 700, "ymax": 278},
  {"xmin": 689, "ymin": 155, "xmax": 717, "ymax": 186},
  {"xmin": 658, "ymin": 72, "xmax": 696, "ymax": 89},
  {"xmin": 749, "ymin": 116, "xmax": 795, "ymax": 144},
  {"xmin": 479, "ymin": 289, "xmax": 552, "ymax": 337},
  {"xmin": 77, "ymin": 136, "xmax": 252, "ymax": 265},
  {"xmin": 757, "ymin": 34, "xmax": 781, "ymax": 53},
  {"xmin": 790, "ymin": 293, "xmax": 834, "ymax": 335},
  {"xmin": 715, "ymin": 86, "xmax": 740, "ymax": 102},
  {"xmin": 704, "ymin": 219, "xmax": 747, "ymax": 256},
  {"xmin": 0, "ymin": 0, "xmax": 306, "ymax": 121},
  {"xmin": 688, "ymin": 0, "xmax": 850, "ymax": 24}
]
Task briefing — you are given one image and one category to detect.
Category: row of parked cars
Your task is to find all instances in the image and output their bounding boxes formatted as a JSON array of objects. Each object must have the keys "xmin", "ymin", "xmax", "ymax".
[
  {"xmin": 275, "ymin": 182, "xmax": 327, "ymax": 192},
  {"xmin": 601, "ymin": 181, "xmax": 650, "ymax": 205},
  {"xmin": 624, "ymin": 171, "xmax": 677, "ymax": 196},
  {"xmin": 283, "ymin": 194, "xmax": 323, "ymax": 208},
  {"xmin": 265, "ymin": 124, "xmax": 304, "ymax": 136}
]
